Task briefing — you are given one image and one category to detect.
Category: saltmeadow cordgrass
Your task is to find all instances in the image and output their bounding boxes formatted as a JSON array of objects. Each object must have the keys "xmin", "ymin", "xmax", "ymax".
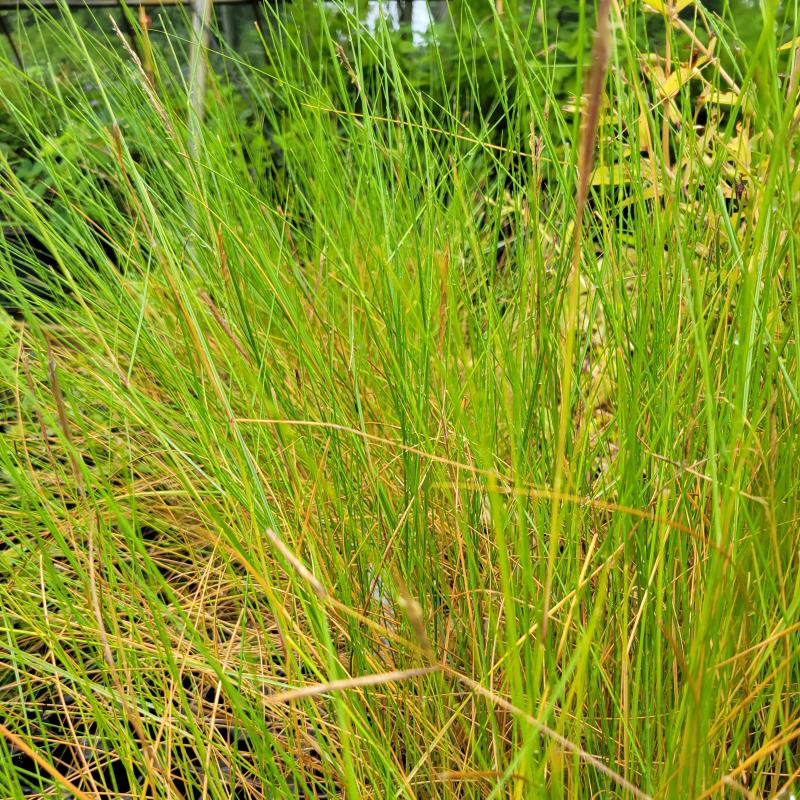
[{"xmin": 1, "ymin": 0, "xmax": 799, "ymax": 797}]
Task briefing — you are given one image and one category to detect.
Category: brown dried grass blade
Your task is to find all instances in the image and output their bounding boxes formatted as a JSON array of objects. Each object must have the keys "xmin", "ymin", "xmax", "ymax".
[{"xmin": 263, "ymin": 665, "xmax": 440, "ymax": 706}]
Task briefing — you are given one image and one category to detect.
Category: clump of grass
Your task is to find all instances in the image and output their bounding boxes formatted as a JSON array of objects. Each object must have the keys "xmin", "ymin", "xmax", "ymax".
[{"xmin": 1, "ymin": 1, "xmax": 799, "ymax": 798}]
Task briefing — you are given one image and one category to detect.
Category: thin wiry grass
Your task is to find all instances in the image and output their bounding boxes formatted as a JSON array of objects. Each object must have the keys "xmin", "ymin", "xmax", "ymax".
[{"xmin": 1, "ymin": 1, "xmax": 799, "ymax": 798}]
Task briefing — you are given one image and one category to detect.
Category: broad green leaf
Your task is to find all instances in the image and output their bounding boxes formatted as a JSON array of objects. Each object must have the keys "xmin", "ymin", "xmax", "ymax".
[
  {"xmin": 644, "ymin": 0, "xmax": 693, "ymax": 14},
  {"xmin": 591, "ymin": 163, "xmax": 632, "ymax": 185}
]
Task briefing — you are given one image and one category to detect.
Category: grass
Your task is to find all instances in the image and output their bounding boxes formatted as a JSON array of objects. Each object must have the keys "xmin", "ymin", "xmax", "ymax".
[{"xmin": 1, "ymin": 0, "xmax": 799, "ymax": 797}]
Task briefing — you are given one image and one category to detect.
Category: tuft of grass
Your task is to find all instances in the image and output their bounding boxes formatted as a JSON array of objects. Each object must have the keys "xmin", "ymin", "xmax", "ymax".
[{"xmin": 1, "ymin": 1, "xmax": 799, "ymax": 798}]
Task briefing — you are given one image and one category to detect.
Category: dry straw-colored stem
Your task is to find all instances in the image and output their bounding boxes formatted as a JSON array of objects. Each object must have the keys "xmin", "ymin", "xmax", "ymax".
[
  {"xmin": 542, "ymin": 0, "xmax": 612, "ymax": 649},
  {"xmin": 0, "ymin": 723, "xmax": 93, "ymax": 800},
  {"xmin": 262, "ymin": 665, "xmax": 440, "ymax": 706},
  {"xmin": 264, "ymin": 526, "xmax": 327, "ymax": 598}
]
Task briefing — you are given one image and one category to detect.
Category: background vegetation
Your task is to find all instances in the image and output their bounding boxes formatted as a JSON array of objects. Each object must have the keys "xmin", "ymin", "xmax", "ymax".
[{"xmin": 1, "ymin": 0, "xmax": 799, "ymax": 798}]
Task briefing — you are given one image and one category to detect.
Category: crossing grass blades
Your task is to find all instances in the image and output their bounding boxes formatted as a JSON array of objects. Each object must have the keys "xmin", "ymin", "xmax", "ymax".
[{"xmin": 1, "ymin": 0, "xmax": 800, "ymax": 798}]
